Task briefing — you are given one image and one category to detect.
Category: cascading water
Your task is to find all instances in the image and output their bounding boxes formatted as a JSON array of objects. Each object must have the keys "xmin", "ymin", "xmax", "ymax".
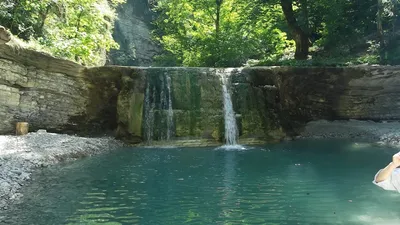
[
  {"xmin": 159, "ymin": 75, "xmax": 166, "ymax": 139},
  {"xmin": 219, "ymin": 70, "xmax": 239, "ymax": 146},
  {"xmin": 144, "ymin": 82, "xmax": 156, "ymax": 143},
  {"xmin": 143, "ymin": 74, "xmax": 174, "ymax": 144},
  {"xmin": 166, "ymin": 74, "xmax": 174, "ymax": 140}
]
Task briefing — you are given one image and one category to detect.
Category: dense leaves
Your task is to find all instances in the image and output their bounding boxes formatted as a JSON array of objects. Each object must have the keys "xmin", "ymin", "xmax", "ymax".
[
  {"xmin": 2, "ymin": 0, "xmax": 400, "ymax": 66},
  {"xmin": 154, "ymin": 0, "xmax": 400, "ymax": 66},
  {"xmin": 0, "ymin": 0, "xmax": 125, "ymax": 66},
  {"xmin": 153, "ymin": 0, "xmax": 292, "ymax": 67}
]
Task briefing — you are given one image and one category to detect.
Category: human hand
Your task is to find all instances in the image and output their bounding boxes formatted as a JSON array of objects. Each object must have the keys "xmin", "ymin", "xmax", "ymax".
[{"xmin": 392, "ymin": 152, "xmax": 400, "ymax": 167}]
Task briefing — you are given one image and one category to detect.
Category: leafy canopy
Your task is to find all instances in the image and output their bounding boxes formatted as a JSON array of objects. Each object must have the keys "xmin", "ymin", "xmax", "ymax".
[
  {"xmin": 153, "ymin": 0, "xmax": 293, "ymax": 67},
  {"xmin": 0, "ymin": 0, "xmax": 125, "ymax": 66}
]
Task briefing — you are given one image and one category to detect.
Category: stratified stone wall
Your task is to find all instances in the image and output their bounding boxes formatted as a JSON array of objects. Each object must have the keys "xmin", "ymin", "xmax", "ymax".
[
  {"xmin": 116, "ymin": 66, "xmax": 400, "ymax": 144},
  {"xmin": 116, "ymin": 67, "xmax": 286, "ymax": 144},
  {"xmin": 272, "ymin": 66, "xmax": 400, "ymax": 123},
  {"xmin": 0, "ymin": 44, "xmax": 120, "ymax": 135},
  {"xmin": 2, "ymin": 37, "xmax": 400, "ymax": 144}
]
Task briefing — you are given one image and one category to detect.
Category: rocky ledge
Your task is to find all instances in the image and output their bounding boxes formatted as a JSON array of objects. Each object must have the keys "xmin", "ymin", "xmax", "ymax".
[
  {"xmin": 0, "ymin": 131, "xmax": 124, "ymax": 211},
  {"xmin": 299, "ymin": 119, "xmax": 400, "ymax": 147}
]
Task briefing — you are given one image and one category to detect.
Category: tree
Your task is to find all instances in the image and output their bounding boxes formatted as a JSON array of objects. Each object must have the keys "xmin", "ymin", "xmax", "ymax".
[
  {"xmin": 0, "ymin": 0, "xmax": 125, "ymax": 66},
  {"xmin": 280, "ymin": 0, "xmax": 309, "ymax": 60},
  {"xmin": 377, "ymin": 0, "xmax": 386, "ymax": 63},
  {"xmin": 153, "ymin": 0, "xmax": 291, "ymax": 67}
]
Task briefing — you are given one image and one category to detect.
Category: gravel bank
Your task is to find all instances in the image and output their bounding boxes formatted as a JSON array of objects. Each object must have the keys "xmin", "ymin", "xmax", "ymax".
[
  {"xmin": 0, "ymin": 131, "xmax": 124, "ymax": 211},
  {"xmin": 299, "ymin": 120, "xmax": 400, "ymax": 147}
]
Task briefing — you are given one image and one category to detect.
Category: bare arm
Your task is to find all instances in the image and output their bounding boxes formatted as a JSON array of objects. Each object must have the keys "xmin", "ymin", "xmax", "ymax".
[
  {"xmin": 375, "ymin": 162, "xmax": 398, "ymax": 183},
  {"xmin": 374, "ymin": 152, "xmax": 400, "ymax": 187}
]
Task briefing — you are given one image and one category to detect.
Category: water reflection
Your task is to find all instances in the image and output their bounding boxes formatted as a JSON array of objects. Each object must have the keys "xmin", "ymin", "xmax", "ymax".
[
  {"xmin": 4, "ymin": 141, "xmax": 400, "ymax": 225},
  {"xmin": 220, "ymin": 152, "xmax": 237, "ymax": 220}
]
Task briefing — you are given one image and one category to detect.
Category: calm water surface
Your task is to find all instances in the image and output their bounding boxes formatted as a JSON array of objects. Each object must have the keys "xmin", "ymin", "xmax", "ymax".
[{"xmin": 3, "ymin": 139, "xmax": 400, "ymax": 225}]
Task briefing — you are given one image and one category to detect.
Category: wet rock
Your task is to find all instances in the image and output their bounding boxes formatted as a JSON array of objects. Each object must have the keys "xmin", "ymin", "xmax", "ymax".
[{"xmin": 300, "ymin": 120, "xmax": 400, "ymax": 147}]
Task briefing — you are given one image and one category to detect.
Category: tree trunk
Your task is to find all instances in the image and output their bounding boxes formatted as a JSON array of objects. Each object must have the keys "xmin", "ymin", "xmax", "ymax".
[
  {"xmin": 16, "ymin": 122, "xmax": 29, "ymax": 135},
  {"xmin": 35, "ymin": 5, "xmax": 52, "ymax": 38},
  {"xmin": 215, "ymin": 0, "xmax": 223, "ymax": 66},
  {"xmin": 280, "ymin": 0, "xmax": 309, "ymax": 60},
  {"xmin": 377, "ymin": 0, "xmax": 386, "ymax": 63},
  {"xmin": 216, "ymin": 0, "xmax": 222, "ymax": 38},
  {"xmin": 392, "ymin": 0, "xmax": 398, "ymax": 33},
  {"xmin": 299, "ymin": 0, "xmax": 309, "ymax": 33}
]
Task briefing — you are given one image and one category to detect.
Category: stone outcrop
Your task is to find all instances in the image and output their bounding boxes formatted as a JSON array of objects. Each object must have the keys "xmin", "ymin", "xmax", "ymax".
[
  {"xmin": 0, "ymin": 44, "xmax": 120, "ymax": 135},
  {"xmin": 270, "ymin": 66, "xmax": 400, "ymax": 125},
  {"xmin": 108, "ymin": 0, "xmax": 161, "ymax": 66},
  {"xmin": 2, "ymin": 35, "xmax": 400, "ymax": 145},
  {"xmin": 0, "ymin": 26, "xmax": 11, "ymax": 44},
  {"xmin": 115, "ymin": 66, "xmax": 400, "ymax": 144}
]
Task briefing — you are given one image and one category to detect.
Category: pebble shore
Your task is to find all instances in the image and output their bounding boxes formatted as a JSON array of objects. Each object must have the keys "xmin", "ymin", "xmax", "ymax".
[{"xmin": 0, "ymin": 131, "xmax": 124, "ymax": 211}]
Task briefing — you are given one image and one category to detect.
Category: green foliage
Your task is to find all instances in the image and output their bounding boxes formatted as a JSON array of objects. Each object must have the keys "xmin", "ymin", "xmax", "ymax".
[
  {"xmin": 0, "ymin": 0, "xmax": 125, "ymax": 66},
  {"xmin": 153, "ymin": 0, "xmax": 293, "ymax": 67},
  {"xmin": 152, "ymin": 0, "xmax": 400, "ymax": 67},
  {"xmin": 3, "ymin": 0, "xmax": 400, "ymax": 66}
]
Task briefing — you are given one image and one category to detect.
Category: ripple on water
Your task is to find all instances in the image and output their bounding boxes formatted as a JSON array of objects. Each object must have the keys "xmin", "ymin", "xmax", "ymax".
[
  {"xmin": 4, "ymin": 140, "xmax": 400, "ymax": 224},
  {"xmin": 215, "ymin": 144, "xmax": 247, "ymax": 150}
]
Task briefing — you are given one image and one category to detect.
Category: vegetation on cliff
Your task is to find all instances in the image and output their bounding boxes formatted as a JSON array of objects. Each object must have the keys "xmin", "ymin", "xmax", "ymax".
[
  {"xmin": 0, "ymin": 0, "xmax": 125, "ymax": 66},
  {"xmin": 153, "ymin": 0, "xmax": 400, "ymax": 67},
  {"xmin": 2, "ymin": 0, "xmax": 400, "ymax": 67}
]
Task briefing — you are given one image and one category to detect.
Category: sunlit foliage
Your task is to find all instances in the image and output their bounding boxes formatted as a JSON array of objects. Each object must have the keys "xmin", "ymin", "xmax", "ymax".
[
  {"xmin": 0, "ymin": 0, "xmax": 125, "ymax": 66},
  {"xmin": 153, "ymin": 0, "xmax": 293, "ymax": 67}
]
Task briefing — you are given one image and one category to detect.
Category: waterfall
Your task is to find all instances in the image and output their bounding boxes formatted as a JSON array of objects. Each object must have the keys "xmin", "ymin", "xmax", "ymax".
[
  {"xmin": 166, "ymin": 74, "xmax": 174, "ymax": 140},
  {"xmin": 144, "ymin": 81, "xmax": 156, "ymax": 143},
  {"xmin": 158, "ymin": 74, "xmax": 174, "ymax": 141},
  {"xmin": 219, "ymin": 70, "xmax": 239, "ymax": 146},
  {"xmin": 143, "ymin": 74, "xmax": 174, "ymax": 143},
  {"xmin": 159, "ymin": 75, "xmax": 166, "ymax": 139}
]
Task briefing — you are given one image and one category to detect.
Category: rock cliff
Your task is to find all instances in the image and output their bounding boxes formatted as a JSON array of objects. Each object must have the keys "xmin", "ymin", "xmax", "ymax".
[
  {"xmin": 115, "ymin": 66, "xmax": 400, "ymax": 144},
  {"xmin": 0, "ymin": 44, "xmax": 120, "ymax": 135},
  {"xmin": 108, "ymin": 0, "xmax": 160, "ymax": 66},
  {"xmin": 2, "ymin": 38, "xmax": 400, "ymax": 145}
]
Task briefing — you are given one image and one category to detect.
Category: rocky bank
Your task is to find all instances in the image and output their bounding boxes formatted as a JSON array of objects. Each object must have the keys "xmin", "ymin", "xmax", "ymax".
[
  {"xmin": 0, "ymin": 131, "xmax": 124, "ymax": 211},
  {"xmin": 299, "ymin": 119, "xmax": 400, "ymax": 148}
]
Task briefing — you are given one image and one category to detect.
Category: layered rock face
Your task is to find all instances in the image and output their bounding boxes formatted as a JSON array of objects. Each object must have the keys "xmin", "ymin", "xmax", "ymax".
[
  {"xmin": 2, "ymin": 36, "xmax": 400, "ymax": 145},
  {"xmin": 0, "ymin": 44, "xmax": 120, "ymax": 135},
  {"xmin": 109, "ymin": 0, "xmax": 160, "ymax": 66},
  {"xmin": 116, "ymin": 66, "xmax": 400, "ymax": 144},
  {"xmin": 116, "ymin": 68, "xmax": 280, "ymax": 145}
]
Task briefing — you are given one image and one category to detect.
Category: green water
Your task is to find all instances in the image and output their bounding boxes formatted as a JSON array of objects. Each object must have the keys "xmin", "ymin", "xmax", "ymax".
[{"xmin": 3, "ymin": 140, "xmax": 400, "ymax": 225}]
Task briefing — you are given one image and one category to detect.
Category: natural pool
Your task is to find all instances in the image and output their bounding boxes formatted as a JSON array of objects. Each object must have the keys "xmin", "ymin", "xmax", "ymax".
[{"xmin": 2, "ymin": 139, "xmax": 400, "ymax": 225}]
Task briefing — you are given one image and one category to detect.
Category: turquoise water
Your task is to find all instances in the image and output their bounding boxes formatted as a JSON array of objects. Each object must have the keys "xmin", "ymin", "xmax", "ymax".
[{"xmin": 3, "ymin": 139, "xmax": 400, "ymax": 225}]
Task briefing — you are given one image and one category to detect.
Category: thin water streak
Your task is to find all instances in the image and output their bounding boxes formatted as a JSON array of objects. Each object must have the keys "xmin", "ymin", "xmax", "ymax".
[
  {"xmin": 166, "ymin": 74, "xmax": 174, "ymax": 140},
  {"xmin": 218, "ymin": 69, "xmax": 239, "ymax": 146},
  {"xmin": 143, "ymin": 74, "xmax": 174, "ymax": 143}
]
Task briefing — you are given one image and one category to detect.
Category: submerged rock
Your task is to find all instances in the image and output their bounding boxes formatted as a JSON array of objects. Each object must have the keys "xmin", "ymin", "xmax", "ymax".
[{"xmin": 300, "ymin": 119, "xmax": 400, "ymax": 147}]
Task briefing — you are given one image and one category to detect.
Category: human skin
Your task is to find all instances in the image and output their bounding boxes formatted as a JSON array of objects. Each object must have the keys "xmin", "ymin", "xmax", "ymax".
[{"xmin": 375, "ymin": 152, "xmax": 400, "ymax": 183}]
